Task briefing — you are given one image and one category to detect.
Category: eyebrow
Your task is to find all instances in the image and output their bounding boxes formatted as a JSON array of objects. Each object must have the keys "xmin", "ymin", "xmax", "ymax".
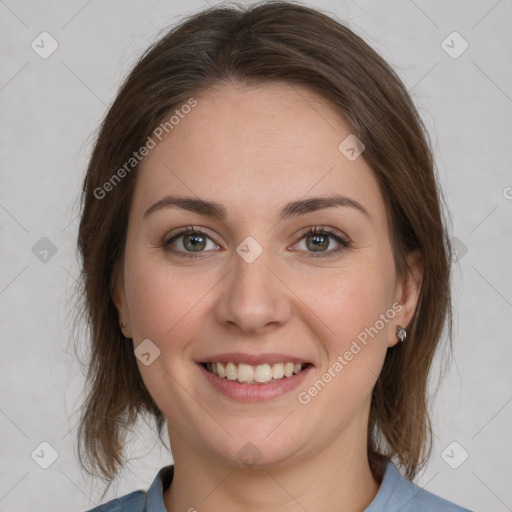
[{"xmin": 143, "ymin": 193, "xmax": 371, "ymax": 221}]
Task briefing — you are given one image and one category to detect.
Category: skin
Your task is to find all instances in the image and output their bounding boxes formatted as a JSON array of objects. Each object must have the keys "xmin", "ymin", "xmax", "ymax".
[{"xmin": 113, "ymin": 81, "xmax": 422, "ymax": 512}]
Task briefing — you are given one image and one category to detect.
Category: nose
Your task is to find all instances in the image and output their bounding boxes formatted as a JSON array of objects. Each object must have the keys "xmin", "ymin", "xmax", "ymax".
[{"xmin": 213, "ymin": 246, "xmax": 292, "ymax": 335}]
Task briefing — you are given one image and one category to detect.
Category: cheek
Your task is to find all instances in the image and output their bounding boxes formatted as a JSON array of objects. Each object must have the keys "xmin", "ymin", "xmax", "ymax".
[
  {"xmin": 296, "ymin": 269, "xmax": 395, "ymax": 417},
  {"xmin": 124, "ymin": 250, "xmax": 179, "ymax": 340},
  {"xmin": 123, "ymin": 253, "xmax": 211, "ymax": 406},
  {"xmin": 124, "ymin": 249, "xmax": 221, "ymax": 348},
  {"xmin": 300, "ymin": 252, "xmax": 396, "ymax": 403},
  {"xmin": 303, "ymin": 256, "xmax": 396, "ymax": 345}
]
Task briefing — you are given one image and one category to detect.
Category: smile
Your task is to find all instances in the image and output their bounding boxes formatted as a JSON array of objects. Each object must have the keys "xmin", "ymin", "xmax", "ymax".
[{"xmin": 203, "ymin": 361, "xmax": 310, "ymax": 384}]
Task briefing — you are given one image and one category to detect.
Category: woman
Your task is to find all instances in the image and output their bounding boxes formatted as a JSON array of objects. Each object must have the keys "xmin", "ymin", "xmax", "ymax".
[{"xmin": 76, "ymin": 1, "xmax": 472, "ymax": 510}]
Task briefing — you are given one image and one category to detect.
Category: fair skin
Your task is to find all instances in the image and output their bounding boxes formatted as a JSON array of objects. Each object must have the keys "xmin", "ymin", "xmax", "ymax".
[{"xmin": 113, "ymin": 81, "xmax": 422, "ymax": 512}]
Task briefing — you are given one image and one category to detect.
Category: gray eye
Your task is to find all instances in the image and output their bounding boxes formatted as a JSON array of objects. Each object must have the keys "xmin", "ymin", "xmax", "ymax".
[
  {"xmin": 305, "ymin": 233, "xmax": 330, "ymax": 252},
  {"xmin": 182, "ymin": 233, "xmax": 208, "ymax": 252},
  {"xmin": 164, "ymin": 229, "xmax": 219, "ymax": 255}
]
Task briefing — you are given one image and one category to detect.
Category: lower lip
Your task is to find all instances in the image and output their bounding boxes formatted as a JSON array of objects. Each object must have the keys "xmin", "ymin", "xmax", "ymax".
[{"xmin": 198, "ymin": 363, "xmax": 313, "ymax": 402}]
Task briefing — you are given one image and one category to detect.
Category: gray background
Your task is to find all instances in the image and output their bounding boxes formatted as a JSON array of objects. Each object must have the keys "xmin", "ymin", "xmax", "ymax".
[{"xmin": 1, "ymin": 0, "xmax": 511, "ymax": 510}]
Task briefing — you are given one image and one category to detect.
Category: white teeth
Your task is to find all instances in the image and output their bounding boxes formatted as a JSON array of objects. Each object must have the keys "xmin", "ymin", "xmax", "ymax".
[
  {"xmin": 225, "ymin": 362, "xmax": 237, "ymax": 380},
  {"xmin": 205, "ymin": 361, "xmax": 307, "ymax": 383},
  {"xmin": 237, "ymin": 363, "xmax": 254, "ymax": 383},
  {"xmin": 284, "ymin": 362, "xmax": 294, "ymax": 377},
  {"xmin": 254, "ymin": 364, "xmax": 272, "ymax": 383},
  {"xmin": 271, "ymin": 363, "xmax": 284, "ymax": 379}
]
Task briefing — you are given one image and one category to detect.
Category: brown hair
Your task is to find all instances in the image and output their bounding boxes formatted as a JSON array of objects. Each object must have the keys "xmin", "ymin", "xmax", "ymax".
[{"xmin": 75, "ymin": 0, "xmax": 453, "ymax": 491}]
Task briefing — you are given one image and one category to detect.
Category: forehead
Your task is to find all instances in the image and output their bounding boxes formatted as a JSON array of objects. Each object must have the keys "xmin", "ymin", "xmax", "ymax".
[{"xmin": 133, "ymin": 81, "xmax": 386, "ymax": 227}]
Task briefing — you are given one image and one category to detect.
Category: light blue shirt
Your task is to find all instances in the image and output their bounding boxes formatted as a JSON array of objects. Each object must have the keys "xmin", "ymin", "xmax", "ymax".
[{"xmin": 86, "ymin": 461, "xmax": 472, "ymax": 511}]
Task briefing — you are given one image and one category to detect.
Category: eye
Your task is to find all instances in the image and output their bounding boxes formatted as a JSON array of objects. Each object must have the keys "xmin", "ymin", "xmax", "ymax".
[
  {"xmin": 162, "ymin": 226, "xmax": 220, "ymax": 258},
  {"xmin": 160, "ymin": 225, "xmax": 350, "ymax": 259},
  {"xmin": 290, "ymin": 226, "xmax": 350, "ymax": 257}
]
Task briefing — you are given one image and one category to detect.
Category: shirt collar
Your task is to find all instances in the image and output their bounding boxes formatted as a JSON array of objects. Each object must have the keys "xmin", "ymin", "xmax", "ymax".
[
  {"xmin": 364, "ymin": 460, "xmax": 413, "ymax": 510},
  {"xmin": 144, "ymin": 460, "xmax": 407, "ymax": 511},
  {"xmin": 145, "ymin": 464, "xmax": 174, "ymax": 511}
]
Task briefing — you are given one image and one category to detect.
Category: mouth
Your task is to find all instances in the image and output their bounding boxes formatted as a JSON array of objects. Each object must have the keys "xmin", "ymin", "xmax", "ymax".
[{"xmin": 200, "ymin": 361, "xmax": 312, "ymax": 385}]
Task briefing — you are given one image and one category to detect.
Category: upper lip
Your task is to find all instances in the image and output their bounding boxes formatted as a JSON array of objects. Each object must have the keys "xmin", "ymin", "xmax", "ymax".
[{"xmin": 197, "ymin": 352, "xmax": 312, "ymax": 366}]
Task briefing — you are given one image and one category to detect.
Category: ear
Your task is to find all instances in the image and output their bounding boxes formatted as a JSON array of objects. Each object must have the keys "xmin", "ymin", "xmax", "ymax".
[
  {"xmin": 112, "ymin": 262, "xmax": 132, "ymax": 339},
  {"xmin": 389, "ymin": 249, "xmax": 423, "ymax": 347}
]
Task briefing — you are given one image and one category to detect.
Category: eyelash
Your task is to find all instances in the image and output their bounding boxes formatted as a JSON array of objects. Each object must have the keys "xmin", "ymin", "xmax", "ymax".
[{"xmin": 161, "ymin": 225, "xmax": 351, "ymax": 259}]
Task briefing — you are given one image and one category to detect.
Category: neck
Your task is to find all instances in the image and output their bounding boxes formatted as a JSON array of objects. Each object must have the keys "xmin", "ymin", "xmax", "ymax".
[{"xmin": 163, "ymin": 422, "xmax": 381, "ymax": 512}]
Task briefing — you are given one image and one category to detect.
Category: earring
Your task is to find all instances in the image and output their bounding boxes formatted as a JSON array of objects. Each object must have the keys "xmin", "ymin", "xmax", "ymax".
[
  {"xmin": 121, "ymin": 322, "xmax": 126, "ymax": 330},
  {"xmin": 396, "ymin": 325, "xmax": 407, "ymax": 343}
]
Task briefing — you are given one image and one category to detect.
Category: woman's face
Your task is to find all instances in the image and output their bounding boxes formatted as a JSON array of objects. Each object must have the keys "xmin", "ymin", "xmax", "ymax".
[{"xmin": 114, "ymin": 82, "xmax": 420, "ymax": 470}]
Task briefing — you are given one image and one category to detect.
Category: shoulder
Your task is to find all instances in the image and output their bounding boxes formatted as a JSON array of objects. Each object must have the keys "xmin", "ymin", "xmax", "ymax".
[
  {"xmin": 84, "ymin": 490, "xmax": 146, "ymax": 512},
  {"xmin": 83, "ymin": 464, "xmax": 174, "ymax": 512},
  {"xmin": 398, "ymin": 481, "xmax": 473, "ymax": 512},
  {"xmin": 366, "ymin": 461, "xmax": 473, "ymax": 512}
]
